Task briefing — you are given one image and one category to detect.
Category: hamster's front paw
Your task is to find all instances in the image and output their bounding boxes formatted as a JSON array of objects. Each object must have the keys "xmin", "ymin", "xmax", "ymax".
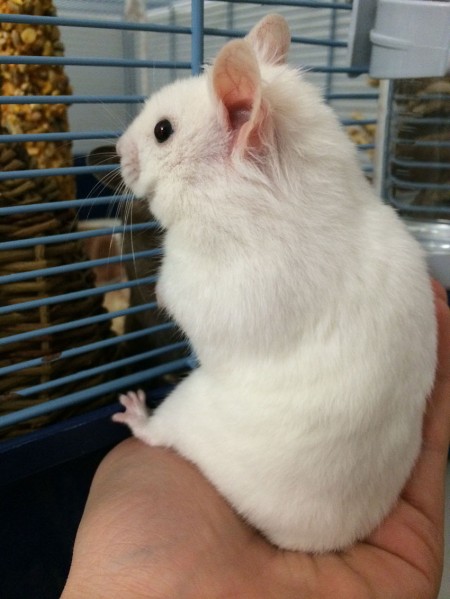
[{"xmin": 112, "ymin": 389, "xmax": 150, "ymax": 438}]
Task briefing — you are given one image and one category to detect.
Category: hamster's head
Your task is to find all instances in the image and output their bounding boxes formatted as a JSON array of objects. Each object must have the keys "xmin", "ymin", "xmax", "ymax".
[
  {"xmin": 117, "ymin": 14, "xmax": 350, "ymax": 231},
  {"xmin": 116, "ymin": 74, "xmax": 223, "ymax": 228},
  {"xmin": 116, "ymin": 15, "xmax": 298, "ymax": 228}
]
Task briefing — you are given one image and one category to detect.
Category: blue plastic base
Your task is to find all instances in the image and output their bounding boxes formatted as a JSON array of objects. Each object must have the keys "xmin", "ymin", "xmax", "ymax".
[
  {"xmin": 0, "ymin": 404, "xmax": 130, "ymax": 599},
  {"xmin": 0, "ymin": 387, "xmax": 171, "ymax": 599},
  {"xmin": 1, "ymin": 447, "xmax": 107, "ymax": 599}
]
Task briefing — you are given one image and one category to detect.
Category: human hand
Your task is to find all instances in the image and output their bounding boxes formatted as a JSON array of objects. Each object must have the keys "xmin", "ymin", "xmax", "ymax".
[{"xmin": 61, "ymin": 282, "xmax": 450, "ymax": 599}]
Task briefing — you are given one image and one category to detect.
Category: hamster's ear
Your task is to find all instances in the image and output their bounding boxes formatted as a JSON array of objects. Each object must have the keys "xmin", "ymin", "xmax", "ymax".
[
  {"xmin": 246, "ymin": 14, "xmax": 291, "ymax": 66},
  {"xmin": 212, "ymin": 39, "xmax": 272, "ymax": 156}
]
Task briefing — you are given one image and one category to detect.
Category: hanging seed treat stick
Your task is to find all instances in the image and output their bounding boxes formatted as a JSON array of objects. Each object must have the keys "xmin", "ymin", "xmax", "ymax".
[{"xmin": 0, "ymin": 0, "xmax": 75, "ymax": 200}]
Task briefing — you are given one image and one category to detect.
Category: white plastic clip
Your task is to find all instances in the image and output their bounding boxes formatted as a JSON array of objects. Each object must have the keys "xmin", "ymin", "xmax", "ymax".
[{"xmin": 349, "ymin": 0, "xmax": 450, "ymax": 79}]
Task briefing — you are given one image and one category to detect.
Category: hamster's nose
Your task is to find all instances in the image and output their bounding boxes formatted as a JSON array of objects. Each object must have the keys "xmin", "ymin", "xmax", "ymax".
[
  {"xmin": 116, "ymin": 136, "xmax": 124, "ymax": 158},
  {"xmin": 116, "ymin": 134, "xmax": 137, "ymax": 164}
]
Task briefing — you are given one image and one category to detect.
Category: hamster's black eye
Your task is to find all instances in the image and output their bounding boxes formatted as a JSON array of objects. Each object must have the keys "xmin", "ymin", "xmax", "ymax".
[{"xmin": 154, "ymin": 119, "xmax": 173, "ymax": 143}]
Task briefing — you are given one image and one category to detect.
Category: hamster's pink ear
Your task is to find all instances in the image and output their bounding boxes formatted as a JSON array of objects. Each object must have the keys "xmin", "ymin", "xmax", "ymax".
[
  {"xmin": 246, "ymin": 14, "xmax": 291, "ymax": 66},
  {"xmin": 212, "ymin": 39, "xmax": 272, "ymax": 156}
]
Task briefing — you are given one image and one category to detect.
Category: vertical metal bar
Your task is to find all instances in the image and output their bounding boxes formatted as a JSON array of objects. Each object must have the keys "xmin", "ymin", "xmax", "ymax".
[
  {"xmin": 191, "ymin": 0, "xmax": 204, "ymax": 75},
  {"xmin": 373, "ymin": 79, "xmax": 394, "ymax": 200},
  {"xmin": 169, "ymin": 4, "xmax": 177, "ymax": 82},
  {"xmin": 226, "ymin": 0, "xmax": 234, "ymax": 40},
  {"xmin": 325, "ymin": 5, "xmax": 338, "ymax": 98},
  {"xmin": 123, "ymin": 1, "xmax": 146, "ymax": 116}
]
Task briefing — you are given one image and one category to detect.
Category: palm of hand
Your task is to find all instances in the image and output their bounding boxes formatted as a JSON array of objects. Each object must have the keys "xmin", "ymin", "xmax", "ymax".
[{"xmin": 62, "ymin": 287, "xmax": 450, "ymax": 599}]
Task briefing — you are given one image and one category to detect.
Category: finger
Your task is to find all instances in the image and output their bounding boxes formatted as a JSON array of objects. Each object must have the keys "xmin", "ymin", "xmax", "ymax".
[
  {"xmin": 401, "ymin": 292, "xmax": 450, "ymax": 525},
  {"xmin": 424, "ymin": 293, "xmax": 450, "ymax": 448},
  {"xmin": 431, "ymin": 278, "xmax": 447, "ymax": 304}
]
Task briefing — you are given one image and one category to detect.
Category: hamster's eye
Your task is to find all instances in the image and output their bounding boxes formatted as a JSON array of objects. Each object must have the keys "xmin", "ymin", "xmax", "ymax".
[{"xmin": 154, "ymin": 119, "xmax": 174, "ymax": 143}]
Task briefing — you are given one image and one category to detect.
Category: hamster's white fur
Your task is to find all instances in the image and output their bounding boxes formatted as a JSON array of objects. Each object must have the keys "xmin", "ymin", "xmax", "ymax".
[{"xmin": 113, "ymin": 15, "xmax": 437, "ymax": 552}]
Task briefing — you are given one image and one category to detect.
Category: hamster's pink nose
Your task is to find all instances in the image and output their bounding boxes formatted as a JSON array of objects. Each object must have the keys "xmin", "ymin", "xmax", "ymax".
[
  {"xmin": 116, "ymin": 136, "xmax": 125, "ymax": 157},
  {"xmin": 116, "ymin": 134, "xmax": 137, "ymax": 164}
]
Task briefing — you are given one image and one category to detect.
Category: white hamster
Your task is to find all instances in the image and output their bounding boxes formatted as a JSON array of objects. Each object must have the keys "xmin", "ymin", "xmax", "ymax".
[{"xmin": 113, "ymin": 14, "xmax": 437, "ymax": 552}]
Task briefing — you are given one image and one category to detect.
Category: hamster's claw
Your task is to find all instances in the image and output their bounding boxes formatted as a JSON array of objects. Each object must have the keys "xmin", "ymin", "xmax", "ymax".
[{"xmin": 112, "ymin": 389, "xmax": 149, "ymax": 433}]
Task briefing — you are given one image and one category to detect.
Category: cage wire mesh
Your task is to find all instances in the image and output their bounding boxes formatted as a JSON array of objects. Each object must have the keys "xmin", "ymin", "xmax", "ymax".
[
  {"xmin": 378, "ymin": 75, "xmax": 450, "ymax": 287},
  {"xmin": 384, "ymin": 77, "xmax": 450, "ymax": 219},
  {"xmin": 0, "ymin": 0, "xmax": 383, "ymax": 439}
]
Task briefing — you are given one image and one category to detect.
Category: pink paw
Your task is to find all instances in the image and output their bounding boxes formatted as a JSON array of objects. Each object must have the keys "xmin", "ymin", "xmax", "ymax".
[{"xmin": 112, "ymin": 389, "xmax": 149, "ymax": 433}]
